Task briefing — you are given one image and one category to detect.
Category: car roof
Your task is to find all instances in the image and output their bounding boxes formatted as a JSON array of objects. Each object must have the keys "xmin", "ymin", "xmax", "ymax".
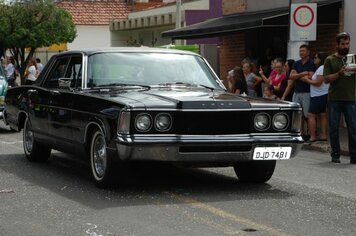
[{"xmin": 56, "ymin": 47, "xmax": 200, "ymax": 57}]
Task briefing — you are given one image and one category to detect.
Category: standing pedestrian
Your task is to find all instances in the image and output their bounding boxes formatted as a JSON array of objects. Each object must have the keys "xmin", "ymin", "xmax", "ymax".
[
  {"xmin": 324, "ymin": 32, "xmax": 356, "ymax": 164},
  {"xmin": 259, "ymin": 59, "xmax": 286, "ymax": 98},
  {"xmin": 227, "ymin": 66, "xmax": 247, "ymax": 95},
  {"xmin": 302, "ymin": 52, "xmax": 329, "ymax": 143},
  {"xmin": 290, "ymin": 45, "xmax": 316, "ymax": 140},
  {"xmin": 36, "ymin": 58, "xmax": 43, "ymax": 75},
  {"xmin": 24, "ymin": 58, "xmax": 37, "ymax": 85},
  {"xmin": 242, "ymin": 61, "xmax": 261, "ymax": 97},
  {"xmin": 5, "ymin": 56, "xmax": 16, "ymax": 87},
  {"xmin": 281, "ymin": 59, "xmax": 295, "ymax": 101}
]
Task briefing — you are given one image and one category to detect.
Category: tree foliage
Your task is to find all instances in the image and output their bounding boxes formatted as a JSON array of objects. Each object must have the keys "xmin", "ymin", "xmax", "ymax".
[{"xmin": 0, "ymin": 0, "xmax": 76, "ymax": 82}]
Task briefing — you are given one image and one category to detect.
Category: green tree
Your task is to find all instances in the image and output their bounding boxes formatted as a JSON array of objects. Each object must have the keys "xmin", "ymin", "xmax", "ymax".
[{"xmin": 0, "ymin": 0, "xmax": 76, "ymax": 83}]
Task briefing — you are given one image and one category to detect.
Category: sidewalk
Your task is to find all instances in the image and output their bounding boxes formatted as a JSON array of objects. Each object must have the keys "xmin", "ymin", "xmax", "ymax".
[{"xmin": 302, "ymin": 127, "xmax": 349, "ymax": 156}]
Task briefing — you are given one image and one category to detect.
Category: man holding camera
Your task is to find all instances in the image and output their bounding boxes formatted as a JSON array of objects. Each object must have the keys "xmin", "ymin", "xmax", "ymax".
[{"xmin": 324, "ymin": 32, "xmax": 356, "ymax": 164}]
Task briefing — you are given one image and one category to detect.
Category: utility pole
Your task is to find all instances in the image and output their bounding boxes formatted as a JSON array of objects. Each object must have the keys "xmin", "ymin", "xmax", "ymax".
[
  {"xmin": 287, "ymin": 0, "xmax": 312, "ymax": 60},
  {"xmin": 174, "ymin": 0, "xmax": 182, "ymax": 45},
  {"xmin": 176, "ymin": 0, "xmax": 182, "ymax": 29}
]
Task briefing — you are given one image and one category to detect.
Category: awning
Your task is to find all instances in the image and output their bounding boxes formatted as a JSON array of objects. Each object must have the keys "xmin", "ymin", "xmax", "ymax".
[{"xmin": 162, "ymin": 0, "xmax": 342, "ymax": 39}]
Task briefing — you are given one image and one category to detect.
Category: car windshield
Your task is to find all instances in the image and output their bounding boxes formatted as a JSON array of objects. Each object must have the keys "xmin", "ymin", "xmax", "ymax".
[{"xmin": 87, "ymin": 52, "xmax": 222, "ymax": 89}]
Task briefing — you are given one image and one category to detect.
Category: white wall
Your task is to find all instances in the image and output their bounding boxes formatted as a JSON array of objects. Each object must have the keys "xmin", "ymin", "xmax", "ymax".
[
  {"xmin": 344, "ymin": 0, "xmax": 356, "ymax": 53},
  {"xmin": 68, "ymin": 25, "xmax": 111, "ymax": 50}
]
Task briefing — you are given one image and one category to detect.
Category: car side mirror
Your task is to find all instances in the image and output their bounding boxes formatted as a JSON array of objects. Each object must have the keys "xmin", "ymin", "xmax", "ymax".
[{"xmin": 58, "ymin": 78, "xmax": 71, "ymax": 89}]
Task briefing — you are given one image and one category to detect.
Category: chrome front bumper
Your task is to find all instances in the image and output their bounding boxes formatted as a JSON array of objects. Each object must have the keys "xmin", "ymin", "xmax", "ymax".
[{"xmin": 115, "ymin": 134, "xmax": 303, "ymax": 162}]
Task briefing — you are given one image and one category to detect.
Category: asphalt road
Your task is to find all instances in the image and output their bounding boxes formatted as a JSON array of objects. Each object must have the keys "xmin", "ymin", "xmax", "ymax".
[{"xmin": 0, "ymin": 123, "xmax": 355, "ymax": 236}]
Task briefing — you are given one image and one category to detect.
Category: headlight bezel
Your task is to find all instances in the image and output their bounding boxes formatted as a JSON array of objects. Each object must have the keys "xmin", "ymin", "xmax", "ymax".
[
  {"xmin": 135, "ymin": 113, "xmax": 153, "ymax": 132},
  {"xmin": 254, "ymin": 112, "xmax": 271, "ymax": 131},
  {"xmin": 272, "ymin": 113, "xmax": 289, "ymax": 131},
  {"xmin": 154, "ymin": 113, "xmax": 172, "ymax": 132}
]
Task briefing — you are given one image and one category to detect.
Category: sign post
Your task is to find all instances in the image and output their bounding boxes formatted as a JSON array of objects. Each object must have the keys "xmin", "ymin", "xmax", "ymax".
[{"xmin": 287, "ymin": 2, "xmax": 317, "ymax": 60}]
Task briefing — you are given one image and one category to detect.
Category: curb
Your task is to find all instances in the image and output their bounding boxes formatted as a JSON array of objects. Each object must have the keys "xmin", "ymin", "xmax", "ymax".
[{"xmin": 302, "ymin": 142, "xmax": 349, "ymax": 156}]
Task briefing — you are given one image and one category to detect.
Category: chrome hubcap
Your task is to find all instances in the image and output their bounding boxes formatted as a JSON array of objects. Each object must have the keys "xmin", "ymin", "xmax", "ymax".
[
  {"xmin": 93, "ymin": 135, "xmax": 107, "ymax": 179},
  {"xmin": 24, "ymin": 120, "xmax": 34, "ymax": 153}
]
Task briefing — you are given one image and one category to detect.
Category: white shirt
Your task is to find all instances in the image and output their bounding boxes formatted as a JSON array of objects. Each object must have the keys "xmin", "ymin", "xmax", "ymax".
[
  {"xmin": 27, "ymin": 65, "xmax": 37, "ymax": 81},
  {"xmin": 310, "ymin": 65, "xmax": 329, "ymax": 97},
  {"xmin": 37, "ymin": 63, "xmax": 43, "ymax": 73},
  {"xmin": 5, "ymin": 63, "xmax": 14, "ymax": 78}
]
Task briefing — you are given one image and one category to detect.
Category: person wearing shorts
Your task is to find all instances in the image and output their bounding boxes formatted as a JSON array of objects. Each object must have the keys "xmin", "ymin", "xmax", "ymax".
[
  {"xmin": 290, "ymin": 44, "xmax": 316, "ymax": 139},
  {"xmin": 302, "ymin": 52, "xmax": 329, "ymax": 142}
]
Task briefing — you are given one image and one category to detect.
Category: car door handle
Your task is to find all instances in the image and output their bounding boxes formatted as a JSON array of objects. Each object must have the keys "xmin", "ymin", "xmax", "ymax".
[
  {"xmin": 27, "ymin": 89, "xmax": 38, "ymax": 95},
  {"xmin": 50, "ymin": 90, "xmax": 61, "ymax": 96}
]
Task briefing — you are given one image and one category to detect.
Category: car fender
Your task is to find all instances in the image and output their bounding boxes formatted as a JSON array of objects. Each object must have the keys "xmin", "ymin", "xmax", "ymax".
[{"xmin": 84, "ymin": 117, "xmax": 109, "ymax": 145}]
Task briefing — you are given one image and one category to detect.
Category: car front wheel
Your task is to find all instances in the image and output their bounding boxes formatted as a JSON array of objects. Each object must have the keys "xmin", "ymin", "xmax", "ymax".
[
  {"xmin": 234, "ymin": 161, "xmax": 276, "ymax": 183},
  {"xmin": 90, "ymin": 128, "xmax": 114, "ymax": 188},
  {"xmin": 23, "ymin": 117, "xmax": 51, "ymax": 162}
]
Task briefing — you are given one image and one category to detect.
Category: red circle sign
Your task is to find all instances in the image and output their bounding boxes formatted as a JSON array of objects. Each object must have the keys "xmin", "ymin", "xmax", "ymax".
[{"xmin": 293, "ymin": 5, "xmax": 314, "ymax": 27}]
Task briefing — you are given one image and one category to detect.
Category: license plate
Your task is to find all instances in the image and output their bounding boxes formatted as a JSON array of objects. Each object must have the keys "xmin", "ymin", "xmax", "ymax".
[{"xmin": 253, "ymin": 147, "xmax": 292, "ymax": 160}]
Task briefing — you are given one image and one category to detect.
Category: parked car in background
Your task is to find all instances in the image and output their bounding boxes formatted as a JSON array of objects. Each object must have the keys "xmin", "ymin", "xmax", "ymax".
[
  {"xmin": 0, "ymin": 65, "xmax": 8, "ymax": 119},
  {"xmin": 4, "ymin": 48, "xmax": 303, "ymax": 188}
]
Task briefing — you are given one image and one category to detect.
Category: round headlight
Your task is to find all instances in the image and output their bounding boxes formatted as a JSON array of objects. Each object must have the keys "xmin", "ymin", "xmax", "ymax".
[
  {"xmin": 273, "ymin": 113, "xmax": 288, "ymax": 130},
  {"xmin": 155, "ymin": 113, "xmax": 172, "ymax": 131},
  {"xmin": 135, "ymin": 114, "xmax": 152, "ymax": 132},
  {"xmin": 254, "ymin": 113, "xmax": 270, "ymax": 131}
]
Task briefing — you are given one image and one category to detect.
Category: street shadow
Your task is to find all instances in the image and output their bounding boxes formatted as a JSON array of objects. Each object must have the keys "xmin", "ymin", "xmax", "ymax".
[{"xmin": 0, "ymin": 152, "xmax": 294, "ymax": 210}]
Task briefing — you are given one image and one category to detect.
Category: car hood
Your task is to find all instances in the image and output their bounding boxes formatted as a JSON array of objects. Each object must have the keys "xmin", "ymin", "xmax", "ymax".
[{"xmin": 92, "ymin": 87, "xmax": 299, "ymax": 110}]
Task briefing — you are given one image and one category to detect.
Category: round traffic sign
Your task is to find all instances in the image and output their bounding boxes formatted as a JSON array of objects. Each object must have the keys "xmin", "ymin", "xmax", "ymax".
[{"xmin": 293, "ymin": 5, "xmax": 315, "ymax": 28}]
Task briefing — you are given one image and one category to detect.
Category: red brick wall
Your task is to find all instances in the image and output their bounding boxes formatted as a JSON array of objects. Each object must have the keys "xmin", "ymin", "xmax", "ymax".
[
  {"xmin": 309, "ymin": 25, "xmax": 339, "ymax": 56},
  {"xmin": 219, "ymin": 0, "xmax": 247, "ymax": 83},
  {"xmin": 222, "ymin": 0, "xmax": 246, "ymax": 15},
  {"xmin": 219, "ymin": 32, "xmax": 246, "ymax": 82}
]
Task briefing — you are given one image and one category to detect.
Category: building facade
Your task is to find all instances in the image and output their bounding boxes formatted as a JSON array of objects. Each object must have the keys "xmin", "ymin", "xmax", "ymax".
[
  {"xmin": 162, "ymin": 0, "xmax": 343, "ymax": 82},
  {"xmin": 110, "ymin": 0, "xmax": 221, "ymax": 72}
]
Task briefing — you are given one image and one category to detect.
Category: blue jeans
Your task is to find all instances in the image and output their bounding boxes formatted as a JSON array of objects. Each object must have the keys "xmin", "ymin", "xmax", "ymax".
[{"xmin": 328, "ymin": 101, "xmax": 356, "ymax": 157}]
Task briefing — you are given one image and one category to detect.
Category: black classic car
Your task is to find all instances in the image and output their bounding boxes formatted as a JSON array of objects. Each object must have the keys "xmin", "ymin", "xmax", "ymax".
[{"xmin": 4, "ymin": 48, "xmax": 303, "ymax": 187}]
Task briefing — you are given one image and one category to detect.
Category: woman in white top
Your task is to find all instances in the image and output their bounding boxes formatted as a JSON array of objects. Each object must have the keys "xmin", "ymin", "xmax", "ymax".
[
  {"xmin": 24, "ymin": 58, "xmax": 37, "ymax": 85},
  {"xmin": 5, "ymin": 56, "xmax": 15, "ymax": 86},
  {"xmin": 302, "ymin": 52, "xmax": 329, "ymax": 142}
]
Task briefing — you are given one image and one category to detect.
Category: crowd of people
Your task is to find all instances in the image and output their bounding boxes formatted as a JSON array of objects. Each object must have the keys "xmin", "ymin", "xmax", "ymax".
[
  {"xmin": 2, "ymin": 56, "xmax": 43, "ymax": 86},
  {"xmin": 227, "ymin": 32, "xmax": 356, "ymax": 164}
]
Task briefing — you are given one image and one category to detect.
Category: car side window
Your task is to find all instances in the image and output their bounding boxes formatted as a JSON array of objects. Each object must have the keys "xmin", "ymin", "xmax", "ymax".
[
  {"xmin": 44, "ymin": 57, "xmax": 70, "ymax": 89},
  {"xmin": 65, "ymin": 56, "xmax": 82, "ymax": 89}
]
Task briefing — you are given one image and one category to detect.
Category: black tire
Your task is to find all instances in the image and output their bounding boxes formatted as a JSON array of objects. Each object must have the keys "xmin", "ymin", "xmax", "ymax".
[
  {"xmin": 89, "ymin": 128, "xmax": 114, "ymax": 188},
  {"xmin": 234, "ymin": 161, "xmax": 276, "ymax": 183},
  {"xmin": 23, "ymin": 117, "xmax": 51, "ymax": 162}
]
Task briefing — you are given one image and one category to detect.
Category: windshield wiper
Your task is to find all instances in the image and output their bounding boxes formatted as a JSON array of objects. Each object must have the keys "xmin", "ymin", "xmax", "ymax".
[{"xmin": 157, "ymin": 82, "xmax": 216, "ymax": 91}]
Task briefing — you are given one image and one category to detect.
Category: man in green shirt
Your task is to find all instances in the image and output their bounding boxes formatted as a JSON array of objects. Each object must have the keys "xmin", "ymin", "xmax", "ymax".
[{"xmin": 324, "ymin": 32, "xmax": 356, "ymax": 164}]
